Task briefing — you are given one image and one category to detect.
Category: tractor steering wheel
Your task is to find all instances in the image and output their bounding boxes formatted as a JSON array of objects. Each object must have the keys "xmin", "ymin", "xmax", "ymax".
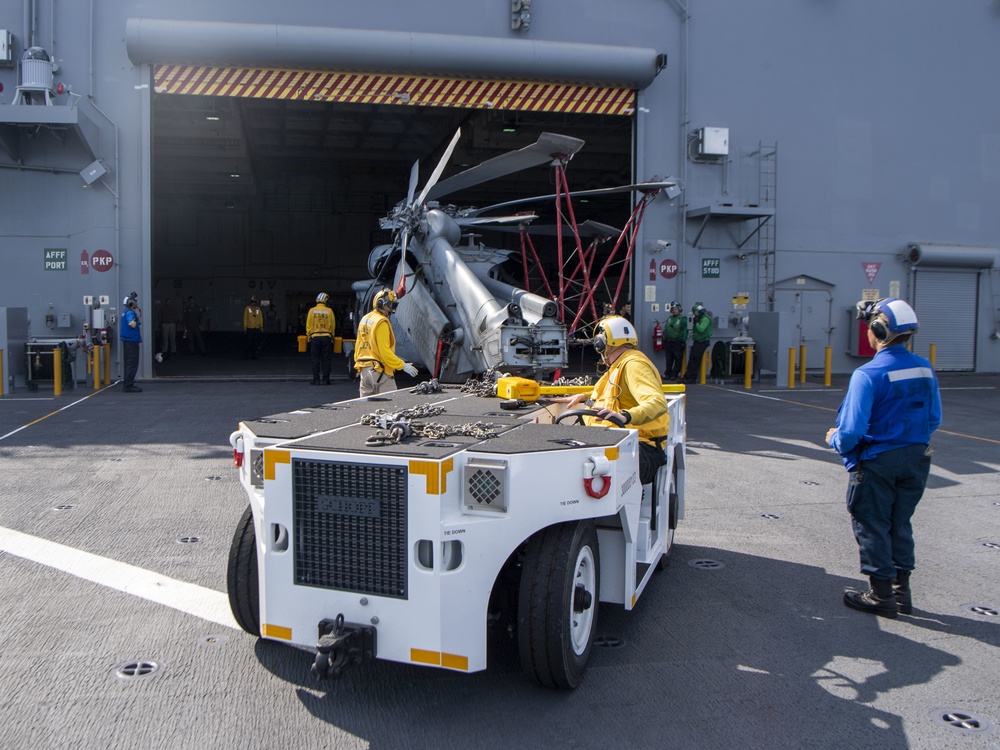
[{"xmin": 553, "ymin": 408, "xmax": 604, "ymax": 426}]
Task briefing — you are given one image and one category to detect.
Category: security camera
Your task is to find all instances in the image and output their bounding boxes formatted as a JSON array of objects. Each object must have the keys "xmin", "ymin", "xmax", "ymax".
[
  {"xmin": 736, "ymin": 253, "xmax": 748, "ymax": 261},
  {"xmin": 656, "ymin": 240, "xmax": 672, "ymax": 250}
]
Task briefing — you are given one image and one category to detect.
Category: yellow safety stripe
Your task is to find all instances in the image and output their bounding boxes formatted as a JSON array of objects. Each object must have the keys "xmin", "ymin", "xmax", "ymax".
[{"xmin": 153, "ymin": 65, "xmax": 636, "ymax": 115}]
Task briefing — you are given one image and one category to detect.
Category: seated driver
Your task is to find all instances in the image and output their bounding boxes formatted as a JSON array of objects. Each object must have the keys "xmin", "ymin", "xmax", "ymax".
[{"xmin": 558, "ymin": 315, "xmax": 670, "ymax": 485}]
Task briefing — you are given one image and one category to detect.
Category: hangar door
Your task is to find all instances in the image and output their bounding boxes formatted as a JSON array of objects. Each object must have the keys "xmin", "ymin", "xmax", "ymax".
[
  {"xmin": 912, "ymin": 269, "xmax": 977, "ymax": 371},
  {"xmin": 148, "ymin": 65, "xmax": 638, "ymax": 336}
]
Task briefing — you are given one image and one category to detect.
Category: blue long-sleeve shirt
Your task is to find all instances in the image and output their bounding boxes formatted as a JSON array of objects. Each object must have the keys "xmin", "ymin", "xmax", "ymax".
[
  {"xmin": 829, "ymin": 346, "xmax": 941, "ymax": 470},
  {"xmin": 120, "ymin": 307, "xmax": 142, "ymax": 343}
]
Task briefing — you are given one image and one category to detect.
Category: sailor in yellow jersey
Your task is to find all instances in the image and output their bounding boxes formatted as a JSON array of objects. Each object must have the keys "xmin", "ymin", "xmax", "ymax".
[
  {"xmin": 306, "ymin": 292, "xmax": 336, "ymax": 385},
  {"xmin": 353, "ymin": 288, "xmax": 418, "ymax": 396},
  {"xmin": 558, "ymin": 315, "xmax": 669, "ymax": 484},
  {"xmin": 242, "ymin": 295, "xmax": 264, "ymax": 360}
]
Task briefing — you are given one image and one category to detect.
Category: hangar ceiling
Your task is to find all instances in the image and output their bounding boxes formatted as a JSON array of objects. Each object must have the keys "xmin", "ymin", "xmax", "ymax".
[{"xmin": 152, "ymin": 94, "xmax": 633, "ymax": 226}]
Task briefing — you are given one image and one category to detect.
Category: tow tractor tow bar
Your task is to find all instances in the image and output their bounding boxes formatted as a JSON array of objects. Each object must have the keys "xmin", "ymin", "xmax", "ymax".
[{"xmin": 311, "ymin": 614, "xmax": 377, "ymax": 681}]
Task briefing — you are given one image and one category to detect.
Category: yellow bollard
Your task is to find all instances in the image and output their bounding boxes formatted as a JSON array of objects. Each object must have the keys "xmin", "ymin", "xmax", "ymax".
[
  {"xmin": 53, "ymin": 346, "xmax": 62, "ymax": 396},
  {"xmin": 93, "ymin": 345, "xmax": 101, "ymax": 389},
  {"xmin": 788, "ymin": 348, "xmax": 796, "ymax": 389},
  {"xmin": 824, "ymin": 346, "xmax": 832, "ymax": 387},
  {"xmin": 103, "ymin": 344, "xmax": 110, "ymax": 385},
  {"xmin": 928, "ymin": 343, "xmax": 936, "ymax": 368},
  {"xmin": 744, "ymin": 347, "xmax": 753, "ymax": 389},
  {"xmin": 799, "ymin": 344, "xmax": 807, "ymax": 383},
  {"xmin": 699, "ymin": 349, "xmax": 709, "ymax": 384},
  {"xmin": 681, "ymin": 347, "xmax": 688, "ymax": 375}
]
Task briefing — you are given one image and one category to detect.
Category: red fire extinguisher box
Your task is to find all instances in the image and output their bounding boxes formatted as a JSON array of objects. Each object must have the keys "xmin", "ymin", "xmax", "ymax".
[{"xmin": 847, "ymin": 311, "xmax": 876, "ymax": 357}]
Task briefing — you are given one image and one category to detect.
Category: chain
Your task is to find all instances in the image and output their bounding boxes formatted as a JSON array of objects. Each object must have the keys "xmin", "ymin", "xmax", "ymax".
[
  {"xmin": 550, "ymin": 374, "xmax": 593, "ymax": 387},
  {"xmin": 410, "ymin": 378, "xmax": 444, "ymax": 395},
  {"xmin": 413, "ymin": 421, "xmax": 499, "ymax": 440},
  {"xmin": 360, "ymin": 404, "xmax": 446, "ymax": 427},
  {"xmin": 361, "ymin": 403, "xmax": 497, "ymax": 445},
  {"xmin": 461, "ymin": 366, "xmax": 504, "ymax": 397}
]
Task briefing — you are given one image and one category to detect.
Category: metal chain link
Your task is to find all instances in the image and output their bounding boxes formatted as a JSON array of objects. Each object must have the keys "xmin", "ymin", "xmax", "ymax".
[
  {"xmin": 361, "ymin": 403, "xmax": 498, "ymax": 445},
  {"xmin": 461, "ymin": 366, "xmax": 504, "ymax": 397},
  {"xmin": 410, "ymin": 378, "xmax": 443, "ymax": 395}
]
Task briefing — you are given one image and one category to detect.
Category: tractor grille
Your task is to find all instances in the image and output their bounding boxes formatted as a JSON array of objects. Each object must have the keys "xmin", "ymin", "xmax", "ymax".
[{"xmin": 292, "ymin": 459, "xmax": 408, "ymax": 599}]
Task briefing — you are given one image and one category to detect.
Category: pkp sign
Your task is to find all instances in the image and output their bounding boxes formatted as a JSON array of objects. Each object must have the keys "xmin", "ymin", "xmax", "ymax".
[
  {"xmin": 90, "ymin": 250, "xmax": 114, "ymax": 272},
  {"xmin": 659, "ymin": 259, "xmax": 679, "ymax": 279}
]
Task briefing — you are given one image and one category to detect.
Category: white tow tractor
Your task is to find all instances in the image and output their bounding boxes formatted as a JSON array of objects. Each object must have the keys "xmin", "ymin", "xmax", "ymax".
[{"xmin": 227, "ymin": 381, "xmax": 686, "ymax": 688}]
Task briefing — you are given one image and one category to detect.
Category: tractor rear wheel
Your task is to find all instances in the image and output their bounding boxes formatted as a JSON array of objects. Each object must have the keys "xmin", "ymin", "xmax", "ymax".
[{"xmin": 518, "ymin": 520, "xmax": 600, "ymax": 689}]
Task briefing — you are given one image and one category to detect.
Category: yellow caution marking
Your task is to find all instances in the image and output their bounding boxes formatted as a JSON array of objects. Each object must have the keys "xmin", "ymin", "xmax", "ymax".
[
  {"xmin": 264, "ymin": 449, "xmax": 290, "ymax": 481},
  {"xmin": 441, "ymin": 653, "xmax": 469, "ymax": 671},
  {"xmin": 410, "ymin": 648, "xmax": 440, "ymax": 666},
  {"xmin": 262, "ymin": 624, "xmax": 292, "ymax": 641},
  {"xmin": 154, "ymin": 64, "xmax": 637, "ymax": 116},
  {"xmin": 410, "ymin": 459, "xmax": 453, "ymax": 495},
  {"xmin": 604, "ymin": 447, "xmax": 619, "ymax": 462},
  {"xmin": 409, "ymin": 649, "xmax": 469, "ymax": 671}
]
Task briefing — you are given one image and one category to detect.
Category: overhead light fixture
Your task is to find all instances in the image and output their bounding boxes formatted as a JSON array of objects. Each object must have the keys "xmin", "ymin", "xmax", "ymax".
[
  {"xmin": 229, "ymin": 173, "xmax": 240, "ymax": 178},
  {"xmin": 206, "ymin": 116, "xmax": 220, "ymax": 121}
]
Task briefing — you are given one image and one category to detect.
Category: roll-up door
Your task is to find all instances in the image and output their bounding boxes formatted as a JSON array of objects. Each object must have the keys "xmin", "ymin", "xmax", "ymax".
[
  {"xmin": 913, "ymin": 269, "xmax": 978, "ymax": 371},
  {"xmin": 153, "ymin": 65, "xmax": 636, "ymax": 116}
]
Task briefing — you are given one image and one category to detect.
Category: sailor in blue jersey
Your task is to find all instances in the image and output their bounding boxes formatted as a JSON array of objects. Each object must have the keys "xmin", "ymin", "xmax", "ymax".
[
  {"xmin": 826, "ymin": 298, "xmax": 941, "ymax": 618},
  {"xmin": 120, "ymin": 293, "xmax": 143, "ymax": 392}
]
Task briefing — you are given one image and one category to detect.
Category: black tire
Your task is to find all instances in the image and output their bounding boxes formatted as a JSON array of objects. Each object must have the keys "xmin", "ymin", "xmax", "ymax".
[
  {"xmin": 518, "ymin": 520, "xmax": 600, "ymax": 689},
  {"xmin": 658, "ymin": 463, "xmax": 679, "ymax": 570},
  {"xmin": 226, "ymin": 505, "xmax": 261, "ymax": 636}
]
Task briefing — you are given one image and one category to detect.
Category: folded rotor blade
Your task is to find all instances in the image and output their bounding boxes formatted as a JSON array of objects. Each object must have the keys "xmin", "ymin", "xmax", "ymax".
[
  {"xmin": 406, "ymin": 159, "xmax": 419, "ymax": 207},
  {"xmin": 415, "ymin": 128, "xmax": 462, "ymax": 207},
  {"xmin": 468, "ymin": 179, "xmax": 681, "ymax": 217},
  {"xmin": 425, "ymin": 132, "xmax": 586, "ymax": 202},
  {"xmin": 474, "ymin": 219, "xmax": 621, "ymax": 237},
  {"xmin": 456, "ymin": 214, "xmax": 539, "ymax": 227}
]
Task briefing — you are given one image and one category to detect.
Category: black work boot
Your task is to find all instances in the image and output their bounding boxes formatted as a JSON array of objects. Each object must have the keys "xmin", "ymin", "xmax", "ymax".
[
  {"xmin": 844, "ymin": 577, "xmax": 898, "ymax": 618},
  {"xmin": 893, "ymin": 571, "xmax": 912, "ymax": 615}
]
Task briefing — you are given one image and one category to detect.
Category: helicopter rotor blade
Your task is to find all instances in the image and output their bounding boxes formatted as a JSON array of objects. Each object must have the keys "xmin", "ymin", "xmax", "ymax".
[
  {"xmin": 394, "ymin": 229, "xmax": 411, "ymax": 298},
  {"xmin": 472, "ymin": 219, "xmax": 622, "ymax": 237},
  {"xmin": 415, "ymin": 128, "xmax": 463, "ymax": 207},
  {"xmin": 406, "ymin": 159, "xmax": 419, "ymax": 207},
  {"xmin": 467, "ymin": 179, "xmax": 682, "ymax": 217},
  {"xmin": 455, "ymin": 214, "xmax": 539, "ymax": 227},
  {"xmin": 425, "ymin": 132, "xmax": 586, "ymax": 202}
]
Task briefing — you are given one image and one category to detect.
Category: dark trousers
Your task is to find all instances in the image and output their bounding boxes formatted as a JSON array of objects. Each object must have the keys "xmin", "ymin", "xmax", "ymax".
[
  {"xmin": 122, "ymin": 341, "xmax": 140, "ymax": 387},
  {"xmin": 311, "ymin": 336, "xmax": 333, "ymax": 382},
  {"xmin": 639, "ymin": 441, "xmax": 667, "ymax": 486},
  {"xmin": 245, "ymin": 328, "xmax": 262, "ymax": 359},
  {"xmin": 684, "ymin": 340, "xmax": 709, "ymax": 381},
  {"xmin": 664, "ymin": 340, "xmax": 684, "ymax": 379},
  {"xmin": 847, "ymin": 444, "xmax": 932, "ymax": 580}
]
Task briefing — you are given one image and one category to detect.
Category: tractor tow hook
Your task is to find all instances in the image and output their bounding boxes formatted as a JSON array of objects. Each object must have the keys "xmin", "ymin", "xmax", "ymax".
[{"xmin": 311, "ymin": 614, "xmax": 377, "ymax": 681}]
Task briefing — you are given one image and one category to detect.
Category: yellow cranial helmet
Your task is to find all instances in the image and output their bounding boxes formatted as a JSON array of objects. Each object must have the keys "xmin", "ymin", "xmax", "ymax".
[
  {"xmin": 593, "ymin": 315, "xmax": 638, "ymax": 353},
  {"xmin": 373, "ymin": 288, "xmax": 398, "ymax": 312},
  {"xmin": 316, "ymin": 292, "xmax": 329, "ymax": 304}
]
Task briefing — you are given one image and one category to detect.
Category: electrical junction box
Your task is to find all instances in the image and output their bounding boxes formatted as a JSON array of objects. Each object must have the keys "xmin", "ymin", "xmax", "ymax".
[
  {"xmin": 57, "ymin": 313, "xmax": 72, "ymax": 328},
  {"xmin": 0, "ymin": 30, "xmax": 13, "ymax": 66},
  {"xmin": 698, "ymin": 127, "xmax": 729, "ymax": 156}
]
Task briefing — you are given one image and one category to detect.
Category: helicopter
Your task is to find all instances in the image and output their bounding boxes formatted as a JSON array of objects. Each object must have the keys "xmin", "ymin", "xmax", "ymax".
[{"xmin": 351, "ymin": 129, "xmax": 681, "ymax": 383}]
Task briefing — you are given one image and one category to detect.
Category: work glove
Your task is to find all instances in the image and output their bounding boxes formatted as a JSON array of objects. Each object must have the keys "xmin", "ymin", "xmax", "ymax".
[
  {"xmin": 402, "ymin": 362, "xmax": 419, "ymax": 377},
  {"xmin": 595, "ymin": 407, "xmax": 628, "ymax": 427}
]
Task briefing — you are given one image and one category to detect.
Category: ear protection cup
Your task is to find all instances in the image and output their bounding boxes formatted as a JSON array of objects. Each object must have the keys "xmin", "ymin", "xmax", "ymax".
[
  {"xmin": 870, "ymin": 317, "xmax": 889, "ymax": 341},
  {"xmin": 593, "ymin": 332, "xmax": 607, "ymax": 353}
]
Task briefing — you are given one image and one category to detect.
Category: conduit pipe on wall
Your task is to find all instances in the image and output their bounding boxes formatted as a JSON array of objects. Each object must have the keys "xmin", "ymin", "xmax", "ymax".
[{"xmin": 124, "ymin": 18, "xmax": 661, "ymax": 88}]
